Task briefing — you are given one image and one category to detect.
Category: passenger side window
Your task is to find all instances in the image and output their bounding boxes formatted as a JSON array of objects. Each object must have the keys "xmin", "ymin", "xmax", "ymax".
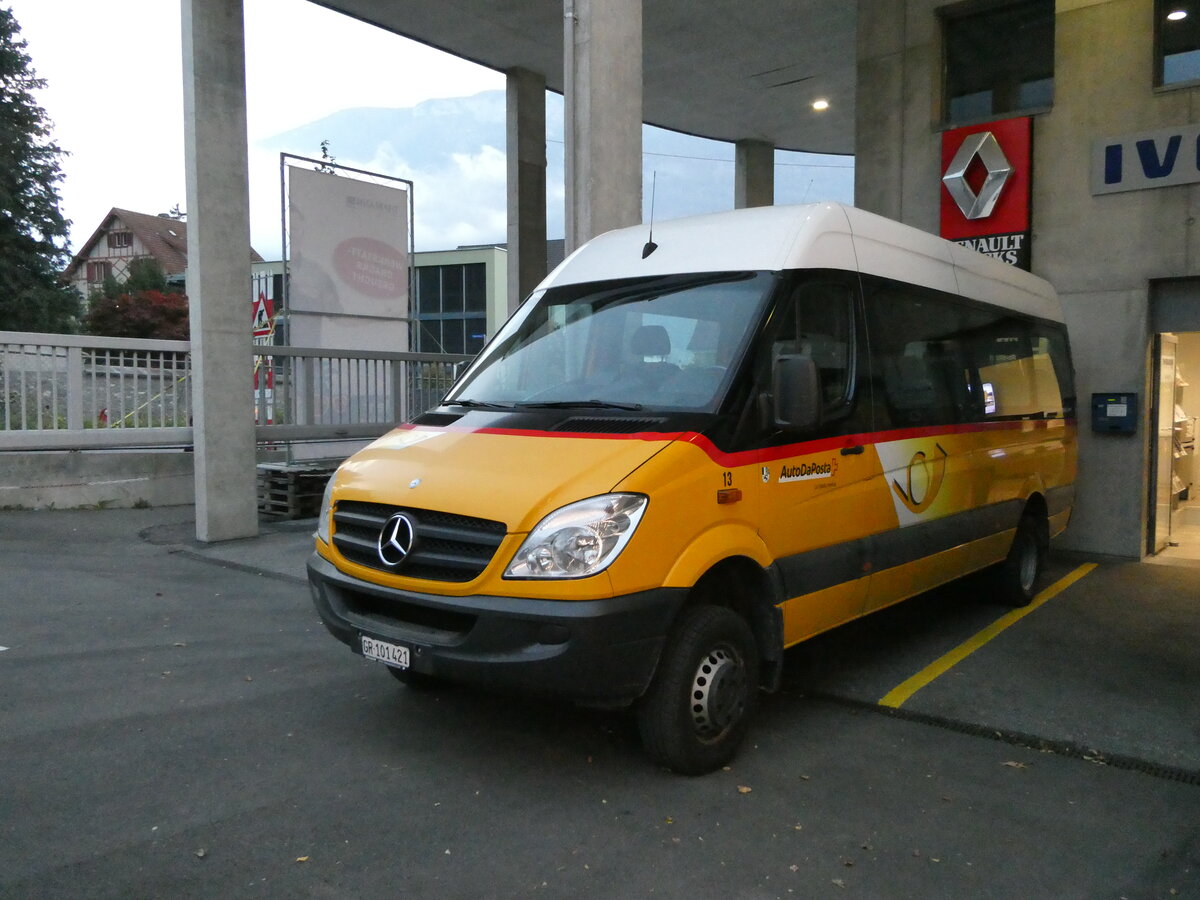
[
  {"xmin": 771, "ymin": 281, "xmax": 854, "ymax": 412},
  {"xmin": 865, "ymin": 280, "xmax": 1073, "ymax": 427},
  {"xmin": 970, "ymin": 319, "xmax": 1069, "ymax": 420},
  {"xmin": 867, "ymin": 287, "xmax": 977, "ymax": 427}
]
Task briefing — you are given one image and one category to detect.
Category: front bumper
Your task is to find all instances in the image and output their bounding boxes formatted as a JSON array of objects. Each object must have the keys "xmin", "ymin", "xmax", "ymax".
[{"xmin": 307, "ymin": 552, "xmax": 687, "ymax": 705}]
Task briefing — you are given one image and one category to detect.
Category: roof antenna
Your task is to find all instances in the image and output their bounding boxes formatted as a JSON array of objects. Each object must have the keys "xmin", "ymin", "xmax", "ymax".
[{"xmin": 642, "ymin": 171, "xmax": 659, "ymax": 259}]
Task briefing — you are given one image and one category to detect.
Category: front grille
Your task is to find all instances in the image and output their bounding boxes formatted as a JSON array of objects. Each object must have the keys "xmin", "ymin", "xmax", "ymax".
[
  {"xmin": 333, "ymin": 500, "xmax": 507, "ymax": 583},
  {"xmin": 340, "ymin": 585, "xmax": 477, "ymax": 639}
]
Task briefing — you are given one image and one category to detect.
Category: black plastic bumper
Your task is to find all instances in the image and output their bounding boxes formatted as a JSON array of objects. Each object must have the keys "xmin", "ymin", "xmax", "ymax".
[{"xmin": 307, "ymin": 552, "xmax": 687, "ymax": 705}]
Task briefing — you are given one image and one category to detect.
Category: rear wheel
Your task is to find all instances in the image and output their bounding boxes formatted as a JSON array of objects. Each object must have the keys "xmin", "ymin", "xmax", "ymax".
[
  {"xmin": 637, "ymin": 605, "xmax": 759, "ymax": 776},
  {"xmin": 995, "ymin": 514, "xmax": 1045, "ymax": 607}
]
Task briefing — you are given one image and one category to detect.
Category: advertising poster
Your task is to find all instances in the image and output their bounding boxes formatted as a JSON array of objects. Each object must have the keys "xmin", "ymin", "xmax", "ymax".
[{"xmin": 287, "ymin": 165, "xmax": 411, "ymax": 351}]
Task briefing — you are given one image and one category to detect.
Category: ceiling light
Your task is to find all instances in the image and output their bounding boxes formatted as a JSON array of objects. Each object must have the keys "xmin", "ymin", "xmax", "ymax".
[
  {"xmin": 812, "ymin": 99, "xmax": 830, "ymax": 111},
  {"xmin": 1168, "ymin": 8, "xmax": 1188, "ymax": 20}
]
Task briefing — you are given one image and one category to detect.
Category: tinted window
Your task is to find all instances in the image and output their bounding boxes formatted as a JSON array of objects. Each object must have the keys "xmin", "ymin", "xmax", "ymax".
[
  {"xmin": 770, "ymin": 280, "xmax": 855, "ymax": 412},
  {"xmin": 865, "ymin": 277, "xmax": 1072, "ymax": 428},
  {"xmin": 943, "ymin": 0, "xmax": 1054, "ymax": 123}
]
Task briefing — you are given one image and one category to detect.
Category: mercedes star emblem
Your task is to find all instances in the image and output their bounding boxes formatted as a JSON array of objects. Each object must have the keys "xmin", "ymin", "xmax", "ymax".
[{"xmin": 377, "ymin": 512, "xmax": 416, "ymax": 567}]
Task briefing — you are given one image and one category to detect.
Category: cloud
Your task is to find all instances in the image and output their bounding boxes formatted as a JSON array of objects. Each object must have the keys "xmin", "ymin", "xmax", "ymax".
[{"xmin": 13, "ymin": 0, "xmax": 853, "ymax": 264}]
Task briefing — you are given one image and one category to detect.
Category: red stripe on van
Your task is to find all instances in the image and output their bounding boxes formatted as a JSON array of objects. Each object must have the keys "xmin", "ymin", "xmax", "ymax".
[{"xmin": 393, "ymin": 418, "xmax": 1069, "ymax": 468}]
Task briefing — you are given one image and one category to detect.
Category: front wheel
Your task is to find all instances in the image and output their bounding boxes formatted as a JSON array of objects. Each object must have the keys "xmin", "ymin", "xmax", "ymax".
[{"xmin": 637, "ymin": 605, "xmax": 759, "ymax": 776}]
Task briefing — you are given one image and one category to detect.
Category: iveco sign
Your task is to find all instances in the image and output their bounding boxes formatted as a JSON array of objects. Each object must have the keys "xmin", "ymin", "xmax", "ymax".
[{"xmin": 1092, "ymin": 124, "xmax": 1200, "ymax": 195}]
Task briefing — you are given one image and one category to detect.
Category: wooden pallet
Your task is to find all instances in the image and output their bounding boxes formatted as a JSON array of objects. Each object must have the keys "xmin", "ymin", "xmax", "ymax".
[{"xmin": 256, "ymin": 462, "xmax": 336, "ymax": 519}]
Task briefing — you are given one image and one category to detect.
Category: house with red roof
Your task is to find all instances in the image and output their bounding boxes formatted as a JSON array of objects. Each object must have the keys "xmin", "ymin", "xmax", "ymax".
[{"xmin": 62, "ymin": 208, "xmax": 263, "ymax": 300}]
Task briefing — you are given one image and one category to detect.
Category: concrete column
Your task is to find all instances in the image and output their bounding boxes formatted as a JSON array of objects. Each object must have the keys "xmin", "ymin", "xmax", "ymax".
[
  {"xmin": 563, "ymin": 0, "xmax": 643, "ymax": 252},
  {"xmin": 506, "ymin": 67, "xmax": 548, "ymax": 312},
  {"xmin": 734, "ymin": 139, "xmax": 775, "ymax": 208},
  {"xmin": 182, "ymin": 0, "xmax": 258, "ymax": 542}
]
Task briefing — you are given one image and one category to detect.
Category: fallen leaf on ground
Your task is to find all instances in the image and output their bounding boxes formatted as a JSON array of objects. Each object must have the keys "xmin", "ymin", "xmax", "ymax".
[
  {"xmin": 1001, "ymin": 761, "xmax": 1029, "ymax": 769},
  {"xmin": 737, "ymin": 785, "xmax": 752, "ymax": 794}
]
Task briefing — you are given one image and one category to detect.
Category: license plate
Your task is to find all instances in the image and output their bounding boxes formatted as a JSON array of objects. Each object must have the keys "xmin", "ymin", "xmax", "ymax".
[{"xmin": 361, "ymin": 635, "xmax": 410, "ymax": 669}]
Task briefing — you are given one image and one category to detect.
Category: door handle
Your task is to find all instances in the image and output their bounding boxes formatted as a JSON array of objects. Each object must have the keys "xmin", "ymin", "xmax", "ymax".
[{"xmin": 840, "ymin": 445, "xmax": 864, "ymax": 456}]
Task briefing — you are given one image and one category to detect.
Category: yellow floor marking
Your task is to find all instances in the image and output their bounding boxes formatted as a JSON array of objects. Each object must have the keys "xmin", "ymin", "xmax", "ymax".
[{"xmin": 878, "ymin": 563, "xmax": 1098, "ymax": 709}]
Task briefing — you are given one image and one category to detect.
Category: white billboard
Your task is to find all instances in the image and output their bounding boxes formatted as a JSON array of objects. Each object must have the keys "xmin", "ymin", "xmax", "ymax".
[{"xmin": 287, "ymin": 165, "xmax": 411, "ymax": 351}]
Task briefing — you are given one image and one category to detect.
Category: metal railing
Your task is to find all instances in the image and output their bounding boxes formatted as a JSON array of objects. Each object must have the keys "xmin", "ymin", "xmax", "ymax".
[
  {"xmin": 0, "ymin": 331, "xmax": 469, "ymax": 451},
  {"xmin": 251, "ymin": 345, "xmax": 467, "ymax": 442}
]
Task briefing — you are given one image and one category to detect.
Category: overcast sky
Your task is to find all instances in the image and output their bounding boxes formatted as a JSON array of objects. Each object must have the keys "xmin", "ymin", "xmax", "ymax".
[
  {"xmin": 9, "ymin": 0, "xmax": 852, "ymax": 261},
  {"xmin": 9, "ymin": 0, "xmax": 504, "ymax": 256}
]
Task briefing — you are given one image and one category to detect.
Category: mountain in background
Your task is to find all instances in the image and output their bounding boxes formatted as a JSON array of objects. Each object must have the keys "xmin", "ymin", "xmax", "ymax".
[{"xmin": 255, "ymin": 90, "xmax": 853, "ymax": 253}]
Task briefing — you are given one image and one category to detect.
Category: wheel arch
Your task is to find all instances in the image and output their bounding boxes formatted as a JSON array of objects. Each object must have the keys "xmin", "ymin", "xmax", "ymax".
[
  {"xmin": 1021, "ymin": 490, "xmax": 1050, "ymax": 552},
  {"xmin": 679, "ymin": 555, "xmax": 786, "ymax": 693}
]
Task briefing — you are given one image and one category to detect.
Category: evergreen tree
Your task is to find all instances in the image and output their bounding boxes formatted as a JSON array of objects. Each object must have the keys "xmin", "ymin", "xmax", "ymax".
[{"xmin": 0, "ymin": 6, "xmax": 80, "ymax": 333}]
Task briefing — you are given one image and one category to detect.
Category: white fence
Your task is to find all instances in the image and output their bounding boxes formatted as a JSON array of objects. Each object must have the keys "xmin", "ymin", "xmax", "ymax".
[{"xmin": 0, "ymin": 331, "xmax": 469, "ymax": 451}]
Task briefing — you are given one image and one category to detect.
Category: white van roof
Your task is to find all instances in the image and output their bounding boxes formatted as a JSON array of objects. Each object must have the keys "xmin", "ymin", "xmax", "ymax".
[{"xmin": 541, "ymin": 202, "xmax": 1062, "ymax": 323}]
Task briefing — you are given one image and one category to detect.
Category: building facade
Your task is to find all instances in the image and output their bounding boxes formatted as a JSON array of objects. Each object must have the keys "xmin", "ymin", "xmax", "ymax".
[
  {"xmin": 856, "ymin": 0, "xmax": 1200, "ymax": 559},
  {"xmin": 64, "ymin": 208, "xmax": 262, "ymax": 301},
  {"xmin": 412, "ymin": 246, "xmax": 508, "ymax": 356}
]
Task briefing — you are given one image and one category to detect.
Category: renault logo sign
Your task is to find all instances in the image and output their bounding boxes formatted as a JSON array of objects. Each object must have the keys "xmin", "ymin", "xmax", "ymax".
[
  {"xmin": 940, "ymin": 117, "xmax": 1032, "ymax": 270},
  {"xmin": 942, "ymin": 131, "xmax": 1013, "ymax": 220},
  {"xmin": 377, "ymin": 512, "xmax": 416, "ymax": 567}
]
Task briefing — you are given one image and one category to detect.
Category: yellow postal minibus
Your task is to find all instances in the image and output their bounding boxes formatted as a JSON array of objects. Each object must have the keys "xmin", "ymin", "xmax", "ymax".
[{"xmin": 308, "ymin": 203, "xmax": 1076, "ymax": 774}]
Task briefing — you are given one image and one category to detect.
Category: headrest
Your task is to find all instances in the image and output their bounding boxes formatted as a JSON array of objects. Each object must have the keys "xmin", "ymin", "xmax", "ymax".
[{"xmin": 631, "ymin": 324, "xmax": 670, "ymax": 358}]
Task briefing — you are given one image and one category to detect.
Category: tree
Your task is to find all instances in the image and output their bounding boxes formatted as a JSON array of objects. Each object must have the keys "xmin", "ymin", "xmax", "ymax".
[
  {"xmin": 82, "ymin": 258, "xmax": 189, "ymax": 340},
  {"xmin": 0, "ymin": 7, "xmax": 80, "ymax": 333},
  {"xmin": 83, "ymin": 289, "xmax": 189, "ymax": 342}
]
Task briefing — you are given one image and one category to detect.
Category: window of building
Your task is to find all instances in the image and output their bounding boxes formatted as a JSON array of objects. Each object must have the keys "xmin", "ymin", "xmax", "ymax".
[
  {"xmin": 106, "ymin": 231, "xmax": 133, "ymax": 249},
  {"xmin": 942, "ymin": 0, "xmax": 1055, "ymax": 124},
  {"xmin": 86, "ymin": 261, "xmax": 113, "ymax": 284},
  {"xmin": 414, "ymin": 262, "xmax": 489, "ymax": 355},
  {"xmin": 1157, "ymin": 2, "xmax": 1200, "ymax": 86}
]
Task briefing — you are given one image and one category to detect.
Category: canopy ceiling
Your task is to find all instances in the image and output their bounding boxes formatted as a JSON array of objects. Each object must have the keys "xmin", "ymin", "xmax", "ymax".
[{"xmin": 311, "ymin": 0, "xmax": 857, "ymax": 155}]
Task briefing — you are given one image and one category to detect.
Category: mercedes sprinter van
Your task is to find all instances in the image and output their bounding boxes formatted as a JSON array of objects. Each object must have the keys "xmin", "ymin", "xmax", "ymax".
[{"xmin": 308, "ymin": 202, "xmax": 1076, "ymax": 774}]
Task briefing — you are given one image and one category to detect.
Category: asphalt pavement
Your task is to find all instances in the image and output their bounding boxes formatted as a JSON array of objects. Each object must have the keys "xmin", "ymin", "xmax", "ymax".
[{"xmin": 1, "ymin": 507, "xmax": 1197, "ymax": 898}]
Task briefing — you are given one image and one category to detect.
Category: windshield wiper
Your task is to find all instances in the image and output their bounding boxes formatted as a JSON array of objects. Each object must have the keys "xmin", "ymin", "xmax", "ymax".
[
  {"xmin": 449, "ymin": 398, "xmax": 516, "ymax": 410},
  {"xmin": 515, "ymin": 399, "xmax": 645, "ymax": 411}
]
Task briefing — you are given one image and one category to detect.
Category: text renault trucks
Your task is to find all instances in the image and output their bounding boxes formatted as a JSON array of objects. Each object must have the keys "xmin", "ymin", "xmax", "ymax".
[{"xmin": 308, "ymin": 202, "xmax": 1076, "ymax": 775}]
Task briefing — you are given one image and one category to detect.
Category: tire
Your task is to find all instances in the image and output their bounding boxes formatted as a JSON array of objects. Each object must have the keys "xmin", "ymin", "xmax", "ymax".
[
  {"xmin": 995, "ymin": 514, "xmax": 1044, "ymax": 607},
  {"xmin": 637, "ymin": 605, "xmax": 759, "ymax": 776},
  {"xmin": 386, "ymin": 664, "xmax": 443, "ymax": 690}
]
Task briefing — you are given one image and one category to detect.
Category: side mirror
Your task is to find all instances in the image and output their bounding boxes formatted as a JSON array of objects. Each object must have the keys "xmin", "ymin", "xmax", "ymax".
[{"xmin": 772, "ymin": 354, "xmax": 822, "ymax": 432}]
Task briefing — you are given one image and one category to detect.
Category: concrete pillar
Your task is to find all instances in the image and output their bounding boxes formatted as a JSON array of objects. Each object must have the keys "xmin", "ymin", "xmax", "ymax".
[
  {"xmin": 182, "ymin": 0, "xmax": 258, "ymax": 542},
  {"xmin": 563, "ymin": 0, "xmax": 643, "ymax": 252},
  {"xmin": 735, "ymin": 140, "xmax": 775, "ymax": 208},
  {"xmin": 506, "ymin": 67, "xmax": 548, "ymax": 312}
]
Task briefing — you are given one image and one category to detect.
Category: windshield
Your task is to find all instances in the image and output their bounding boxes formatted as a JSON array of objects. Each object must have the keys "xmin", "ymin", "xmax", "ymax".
[{"xmin": 448, "ymin": 271, "xmax": 776, "ymax": 412}]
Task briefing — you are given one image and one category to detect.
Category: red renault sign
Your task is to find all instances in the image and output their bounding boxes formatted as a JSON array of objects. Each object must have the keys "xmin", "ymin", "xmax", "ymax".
[{"xmin": 940, "ymin": 116, "xmax": 1032, "ymax": 269}]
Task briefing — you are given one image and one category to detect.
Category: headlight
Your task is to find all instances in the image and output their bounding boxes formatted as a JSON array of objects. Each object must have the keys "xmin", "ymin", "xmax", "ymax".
[
  {"xmin": 505, "ymin": 493, "xmax": 648, "ymax": 579},
  {"xmin": 315, "ymin": 476, "xmax": 336, "ymax": 544}
]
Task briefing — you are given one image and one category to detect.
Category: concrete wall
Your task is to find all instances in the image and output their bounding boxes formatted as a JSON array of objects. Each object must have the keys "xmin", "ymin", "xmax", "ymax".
[
  {"xmin": 0, "ymin": 452, "xmax": 195, "ymax": 510},
  {"xmin": 855, "ymin": 0, "xmax": 1200, "ymax": 557}
]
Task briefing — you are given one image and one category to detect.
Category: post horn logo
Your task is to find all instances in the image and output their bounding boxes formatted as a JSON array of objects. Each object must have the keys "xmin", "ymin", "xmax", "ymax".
[
  {"xmin": 891, "ymin": 443, "xmax": 949, "ymax": 515},
  {"xmin": 942, "ymin": 131, "xmax": 1013, "ymax": 220}
]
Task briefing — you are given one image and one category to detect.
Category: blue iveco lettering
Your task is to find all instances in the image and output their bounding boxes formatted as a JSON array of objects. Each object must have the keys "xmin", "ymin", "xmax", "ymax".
[{"xmin": 1094, "ymin": 124, "xmax": 1200, "ymax": 195}]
